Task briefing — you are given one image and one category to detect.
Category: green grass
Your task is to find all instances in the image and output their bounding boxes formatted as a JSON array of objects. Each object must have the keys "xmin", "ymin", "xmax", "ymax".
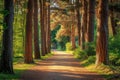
[
  {"xmin": 0, "ymin": 52, "xmax": 54, "ymax": 80},
  {"xmin": 41, "ymin": 52, "xmax": 54, "ymax": 60},
  {"xmin": 72, "ymin": 50, "xmax": 120, "ymax": 80}
]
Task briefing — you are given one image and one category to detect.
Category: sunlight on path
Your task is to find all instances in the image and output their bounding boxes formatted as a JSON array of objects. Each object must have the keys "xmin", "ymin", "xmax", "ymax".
[{"xmin": 21, "ymin": 51, "xmax": 105, "ymax": 80}]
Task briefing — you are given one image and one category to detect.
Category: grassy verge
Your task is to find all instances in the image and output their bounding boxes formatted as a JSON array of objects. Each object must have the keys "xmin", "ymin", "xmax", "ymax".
[
  {"xmin": 0, "ymin": 52, "xmax": 54, "ymax": 80},
  {"xmin": 73, "ymin": 50, "xmax": 120, "ymax": 80},
  {"xmin": 81, "ymin": 59, "xmax": 120, "ymax": 79}
]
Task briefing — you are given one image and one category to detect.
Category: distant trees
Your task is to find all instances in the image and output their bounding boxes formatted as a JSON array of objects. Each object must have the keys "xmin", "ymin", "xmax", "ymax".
[{"xmin": 0, "ymin": 0, "xmax": 14, "ymax": 73}]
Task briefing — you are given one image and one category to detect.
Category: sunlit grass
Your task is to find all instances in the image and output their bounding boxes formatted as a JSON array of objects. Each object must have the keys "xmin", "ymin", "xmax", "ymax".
[
  {"xmin": 72, "ymin": 48, "xmax": 120, "ymax": 79},
  {"xmin": 75, "ymin": 54, "xmax": 120, "ymax": 79},
  {"xmin": 83, "ymin": 63, "xmax": 120, "ymax": 79},
  {"xmin": 41, "ymin": 52, "xmax": 54, "ymax": 60}
]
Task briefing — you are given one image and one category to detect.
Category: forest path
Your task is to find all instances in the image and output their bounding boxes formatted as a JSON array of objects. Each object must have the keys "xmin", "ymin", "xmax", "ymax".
[{"xmin": 20, "ymin": 51, "xmax": 105, "ymax": 80}]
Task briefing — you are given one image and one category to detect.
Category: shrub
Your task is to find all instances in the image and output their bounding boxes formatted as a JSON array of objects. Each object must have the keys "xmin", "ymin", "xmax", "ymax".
[
  {"xmin": 109, "ymin": 31, "xmax": 120, "ymax": 66},
  {"xmin": 82, "ymin": 56, "xmax": 96, "ymax": 66},
  {"xmin": 66, "ymin": 42, "xmax": 72, "ymax": 51},
  {"xmin": 87, "ymin": 56, "xmax": 96, "ymax": 63},
  {"xmin": 116, "ymin": 59, "xmax": 120, "ymax": 66},
  {"xmin": 84, "ymin": 42, "xmax": 96, "ymax": 56},
  {"xmin": 109, "ymin": 31, "xmax": 120, "ymax": 54},
  {"xmin": 109, "ymin": 53, "xmax": 120, "ymax": 66},
  {"xmin": 73, "ymin": 47, "xmax": 88, "ymax": 60}
]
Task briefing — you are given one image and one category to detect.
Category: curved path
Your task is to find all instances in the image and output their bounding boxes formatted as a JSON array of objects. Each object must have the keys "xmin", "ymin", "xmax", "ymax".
[{"xmin": 20, "ymin": 51, "xmax": 105, "ymax": 80}]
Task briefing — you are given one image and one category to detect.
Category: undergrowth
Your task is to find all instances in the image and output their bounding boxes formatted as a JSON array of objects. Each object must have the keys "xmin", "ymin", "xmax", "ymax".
[{"xmin": 72, "ymin": 32, "xmax": 120, "ymax": 80}]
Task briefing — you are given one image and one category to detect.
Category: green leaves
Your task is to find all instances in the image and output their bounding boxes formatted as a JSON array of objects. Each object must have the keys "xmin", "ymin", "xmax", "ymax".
[
  {"xmin": 0, "ymin": 9, "xmax": 9, "ymax": 16},
  {"xmin": 3, "ymin": 23, "xmax": 7, "ymax": 30},
  {"xmin": 0, "ymin": 10, "xmax": 9, "ymax": 30}
]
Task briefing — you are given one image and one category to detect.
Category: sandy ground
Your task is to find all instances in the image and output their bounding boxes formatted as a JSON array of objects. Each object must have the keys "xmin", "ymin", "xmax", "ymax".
[{"xmin": 20, "ymin": 51, "xmax": 105, "ymax": 80}]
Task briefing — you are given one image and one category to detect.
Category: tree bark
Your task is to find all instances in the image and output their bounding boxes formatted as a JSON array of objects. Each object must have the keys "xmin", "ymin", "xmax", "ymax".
[
  {"xmin": 46, "ymin": 0, "xmax": 51, "ymax": 53},
  {"xmin": 86, "ymin": 0, "xmax": 95, "ymax": 42},
  {"xmin": 71, "ymin": 24, "xmax": 76, "ymax": 49},
  {"xmin": 24, "ymin": 0, "xmax": 34, "ymax": 63},
  {"xmin": 96, "ymin": 0, "xmax": 109, "ymax": 65},
  {"xmin": 0, "ymin": 0, "xmax": 14, "ymax": 74},
  {"xmin": 33, "ymin": 0, "xmax": 41, "ymax": 59},
  {"xmin": 81, "ymin": 0, "xmax": 88, "ymax": 50},
  {"xmin": 39, "ymin": 0, "xmax": 47, "ymax": 56},
  {"xmin": 76, "ymin": 0, "xmax": 81, "ymax": 46}
]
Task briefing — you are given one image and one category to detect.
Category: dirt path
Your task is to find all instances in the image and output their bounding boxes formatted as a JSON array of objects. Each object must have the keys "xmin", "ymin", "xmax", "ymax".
[{"xmin": 20, "ymin": 51, "xmax": 105, "ymax": 80}]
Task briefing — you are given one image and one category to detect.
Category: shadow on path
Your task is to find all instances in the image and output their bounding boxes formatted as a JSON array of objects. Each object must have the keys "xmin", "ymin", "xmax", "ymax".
[{"xmin": 20, "ymin": 51, "xmax": 105, "ymax": 80}]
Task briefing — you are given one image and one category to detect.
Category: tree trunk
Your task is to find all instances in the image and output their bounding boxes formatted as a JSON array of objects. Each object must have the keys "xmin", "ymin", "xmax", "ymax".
[
  {"xmin": 86, "ymin": 0, "xmax": 95, "ymax": 42},
  {"xmin": 81, "ymin": 0, "xmax": 88, "ymax": 50},
  {"xmin": 46, "ymin": 0, "xmax": 51, "ymax": 53},
  {"xmin": 0, "ymin": 0, "xmax": 14, "ymax": 74},
  {"xmin": 71, "ymin": 24, "xmax": 76, "ymax": 49},
  {"xmin": 96, "ymin": 0, "xmax": 109, "ymax": 65},
  {"xmin": 39, "ymin": 0, "xmax": 47, "ymax": 56},
  {"xmin": 24, "ymin": 0, "xmax": 34, "ymax": 63},
  {"xmin": 44, "ymin": 0, "xmax": 48, "ymax": 54},
  {"xmin": 76, "ymin": 0, "xmax": 81, "ymax": 46},
  {"xmin": 33, "ymin": 0, "xmax": 41, "ymax": 59},
  {"xmin": 45, "ymin": 1, "xmax": 49, "ymax": 54}
]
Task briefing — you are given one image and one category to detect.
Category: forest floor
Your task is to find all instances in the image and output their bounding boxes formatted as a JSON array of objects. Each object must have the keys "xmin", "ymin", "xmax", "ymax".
[{"xmin": 20, "ymin": 51, "xmax": 105, "ymax": 80}]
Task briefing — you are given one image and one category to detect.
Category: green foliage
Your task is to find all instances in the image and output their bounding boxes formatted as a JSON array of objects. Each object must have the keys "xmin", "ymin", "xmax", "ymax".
[
  {"xmin": 84, "ymin": 42, "xmax": 96, "ymax": 56},
  {"xmin": 51, "ymin": 25, "xmax": 60, "ymax": 49},
  {"xmin": 82, "ymin": 56, "xmax": 96, "ymax": 66},
  {"xmin": 0, "ymin": 10, "xmax": 10, "ymax": 17},
  {"xmin": 109, "ymin": 53, "xmax": 120, "ymax": 66},
  {"xmin": 57, "ymin": 36, "xmax": 70, "ymax": 51},
  {"xmin": 109, "ymin": 35, "xmax": 120, "ymax": 54},
  {"xmin": 87, "ymin": 56, "xmax": 96, "ymax": 63},
  {"xmin": 0, "ymin": 0, "xmax": 4, "ymax": 57},
  {"xmin": 73, "ymin": 47, "xmax": 96, "ymax": 67},
  {"xmin": 109, "ymin": 31, "xmax": 120, "ymax": 66},
  {"xmin": 66, "ymin": 42, "xmax": 72, "ymax": 51},
  {"xmin": 73, "ymin": 47, "xmax": 88, "ymax": 60}
]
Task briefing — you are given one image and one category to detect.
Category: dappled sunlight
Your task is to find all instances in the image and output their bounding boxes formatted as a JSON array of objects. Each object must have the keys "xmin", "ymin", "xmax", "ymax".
[{"xmin": 21, "ymin": 51, "xmax": 105, "ymax": 80}]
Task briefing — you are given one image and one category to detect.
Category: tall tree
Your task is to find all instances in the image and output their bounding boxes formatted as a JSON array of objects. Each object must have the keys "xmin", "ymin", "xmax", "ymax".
[
  {"xmin": 86, "ymin": 0, "xmax": 95, "ymax": 42},
  {"xmin": 39, "ymin": 0, "xmax": 47, "ymax": 56},
  {"xmin": 76, "ymin": 0, "xmax": 81, "ymax": 46},
  {"xmin": 71, "ymin": 24, "xmax": 76, "ymax": 49},
  {"xmin": 0, "ymin": 0, "xmax": 14, "ymax": 74},
  {"xmin": 33, "ymin": 0, "xmax": 41, "ymax": 59},
  {"xmin": 96, "ymin": 0, "xmax": 109, "ymax": 65},
  {"xmin": 81, "ymin": 0, "xmax": 88, "ymax": 50},
  {"xmin": 24, "ymin": 0, "xmax": 34, "ymax": 63},
  {"xmin": 46, "ymin": 0, "xmax": 51, "ymax": 53}
]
